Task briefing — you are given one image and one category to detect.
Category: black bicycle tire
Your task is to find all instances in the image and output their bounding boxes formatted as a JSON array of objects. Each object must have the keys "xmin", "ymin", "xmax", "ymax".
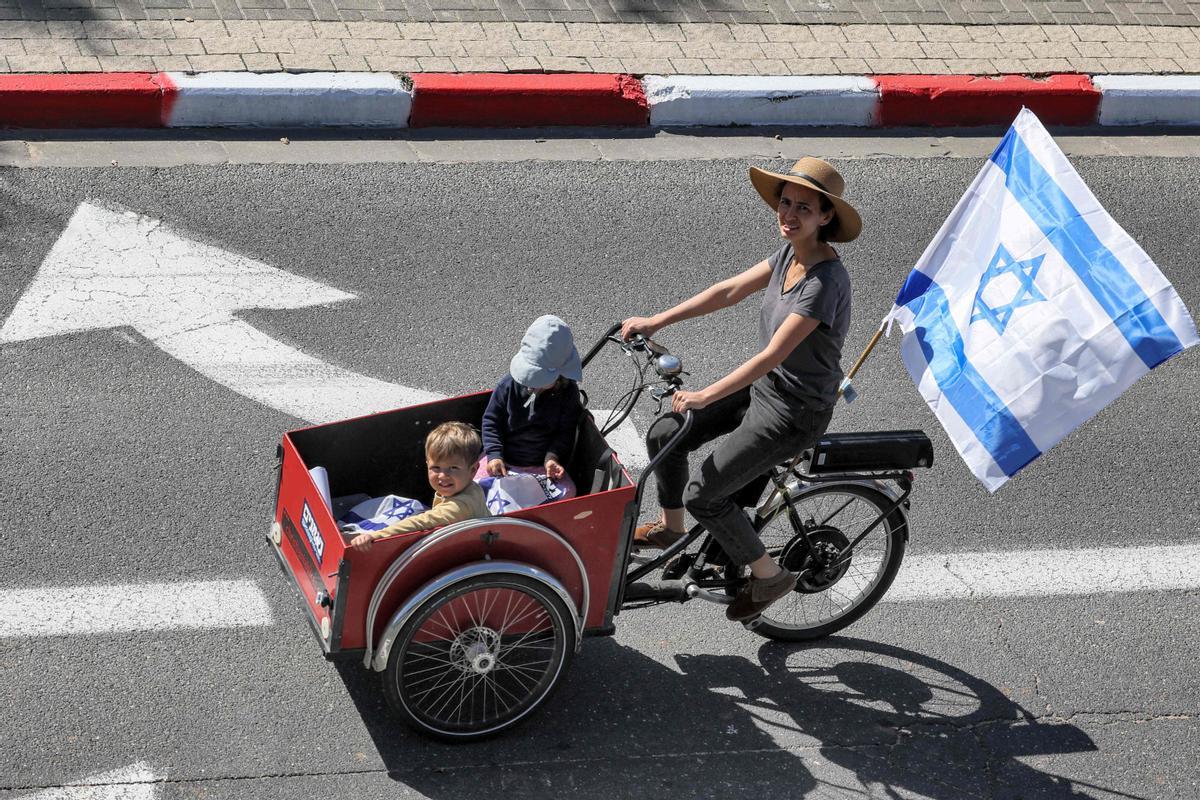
[
  {"xmin": 747, "ymin": 482, "xmax": 907, "ymax": 642},
  {"xmin": 383, "ymin": 573, "xmax": 574, "ymax": 742}
]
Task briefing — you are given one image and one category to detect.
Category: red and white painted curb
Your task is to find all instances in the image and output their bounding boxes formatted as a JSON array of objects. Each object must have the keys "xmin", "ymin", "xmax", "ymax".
[
  {"xmin": 1092, "ymin": 75, "xmax": 1200, "ymax": 126},
  {"xmin": 0, "ymin": 72, "xmax": 1197, "ymax": 129},
  {"xmin": 167, "ymin": 72, "xmax": 411, "ymax": 128},
  {"xmin": 407, "ymin": 72, "xmax": 647, "ymax": 127},
  {"xmin": 874, "ymin": 73, "xmax": 1100, "ymax": 127},
  {"xmin": 643, "ymin": 75, "xmax": 879, "ymax": 127}
]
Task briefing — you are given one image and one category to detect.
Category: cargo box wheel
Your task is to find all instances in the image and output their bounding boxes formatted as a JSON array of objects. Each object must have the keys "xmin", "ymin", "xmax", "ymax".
[{"xmin": 383, "ymin": 573, "xmax": 574, "ymax": 741}]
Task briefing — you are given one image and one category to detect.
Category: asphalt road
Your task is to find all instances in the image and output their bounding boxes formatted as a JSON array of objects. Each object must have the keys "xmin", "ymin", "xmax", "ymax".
[{"xmin": 1, "ymin": 145, "xmax": 1197, "ymax": 799}]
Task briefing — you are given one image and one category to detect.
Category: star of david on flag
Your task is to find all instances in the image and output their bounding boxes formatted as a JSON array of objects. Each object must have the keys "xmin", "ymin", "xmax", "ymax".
[
  {"xmin": 971, "ymin": 245, "xmax": 1046, "ymax": 335},
  {"xmin": 884, "ymin": 108, "xmax": 1198, "ymax": 492},
  {"xmin": 382, "ymin": 497, "xmax": 419, "ymax": 519}
]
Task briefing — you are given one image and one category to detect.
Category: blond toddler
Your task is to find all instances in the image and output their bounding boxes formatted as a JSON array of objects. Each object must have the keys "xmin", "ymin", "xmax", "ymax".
[{"xmin": 348, "ymin": 421, "xmax": 490, "ymax": 551}]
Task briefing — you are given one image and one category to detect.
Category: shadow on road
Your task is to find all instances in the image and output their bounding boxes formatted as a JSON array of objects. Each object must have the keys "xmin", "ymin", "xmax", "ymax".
[{"xmin": 335, "ymin": 634, "xmax": 1109, "ymax": 799}]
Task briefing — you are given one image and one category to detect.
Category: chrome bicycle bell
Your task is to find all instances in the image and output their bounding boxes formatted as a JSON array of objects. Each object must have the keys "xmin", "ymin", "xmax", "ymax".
[{"xmin": 655, "ymin": 353, "xmax": 682, "ymax": 377}]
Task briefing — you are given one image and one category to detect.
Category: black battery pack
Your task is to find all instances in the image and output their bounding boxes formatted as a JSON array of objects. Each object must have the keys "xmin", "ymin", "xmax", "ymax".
[{"xmin": 800, "ymin": 430, "xmax": 934, "ymax": 474}]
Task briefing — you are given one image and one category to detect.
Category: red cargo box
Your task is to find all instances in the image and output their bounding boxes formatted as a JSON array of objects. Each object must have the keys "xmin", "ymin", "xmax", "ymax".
[{"xmin": 268, "ymin": 391, "xmax": 635, "ymax": 659}]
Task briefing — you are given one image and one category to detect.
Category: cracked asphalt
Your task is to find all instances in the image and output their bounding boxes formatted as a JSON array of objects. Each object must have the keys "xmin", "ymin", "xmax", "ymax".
[{"xmin": 1, "ymin": 141, "xmax": 1198, "ymax": 799}]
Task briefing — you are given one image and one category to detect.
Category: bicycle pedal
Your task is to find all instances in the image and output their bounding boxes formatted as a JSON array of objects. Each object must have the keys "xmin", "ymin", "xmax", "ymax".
[
  {"xmin": 661, "ymin": 552, "xmax": 696, "ymax": 580},
  {"xmin": 741, "ymin": 615, "xmax": 763, "ymax": 631}
]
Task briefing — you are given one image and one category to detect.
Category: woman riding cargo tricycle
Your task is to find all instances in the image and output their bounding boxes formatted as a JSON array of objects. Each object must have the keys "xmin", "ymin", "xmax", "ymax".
[{"xmin": 266, "ymin": 157, "xmax": 935, "ymax": 740}]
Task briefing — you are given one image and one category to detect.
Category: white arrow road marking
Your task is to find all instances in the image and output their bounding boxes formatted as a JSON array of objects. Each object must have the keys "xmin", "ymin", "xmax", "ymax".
[
  {"xmin": 152, "ymin": 319, "xmax": 442, "ymax": 427},
  {"xmin": 0, "ymin": 202, "xmax": 650, "ymax": 467},
  {"xmin": 888, "ymin": 543, "xmax": 1200, "ymax": 602},
  {"xmin": 2, "ymin": 580, "xmax": 271, "ymax": 638},
  {"xmin": 587, "ymin": 412, "xmax": 648, "ymax": 472},
  {"xmin": 0, "ymin": 202, "xmax": 439, "ymax": 423},
  {"xmin": 15, "ymin": 763, "xmax": 161, "ymax": 800}
]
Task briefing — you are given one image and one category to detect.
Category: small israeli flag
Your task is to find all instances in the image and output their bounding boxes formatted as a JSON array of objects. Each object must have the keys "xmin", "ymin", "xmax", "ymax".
[
  {"xmin": 337, "ymin": 494, "xmax": 428, "ymax": 533},
  {"xmin": 477, "ymin": 473, "xmax": 565, "ymax": 515},
  {"xmin": 885, "ymin": 108, "xmax": 1197, "ymax": 492}
]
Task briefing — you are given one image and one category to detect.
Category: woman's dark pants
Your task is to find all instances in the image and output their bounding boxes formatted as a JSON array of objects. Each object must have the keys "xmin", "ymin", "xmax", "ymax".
[{"xmin": 646, "ymin": 376, "xmax": 834, "ymax": 566}]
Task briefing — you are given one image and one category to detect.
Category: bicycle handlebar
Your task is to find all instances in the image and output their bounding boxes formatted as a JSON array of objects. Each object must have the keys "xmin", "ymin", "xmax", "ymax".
[
  {"xmin": 581, "ymin": 322, "xmax": 623, "ymax": 368},
  {"xmin": 581, "ymin": 322, "xmax": 688, "ymax": 434},
  {"xmin": 580, "ymin": 323, "xmax": 698, "ymax": 577}
]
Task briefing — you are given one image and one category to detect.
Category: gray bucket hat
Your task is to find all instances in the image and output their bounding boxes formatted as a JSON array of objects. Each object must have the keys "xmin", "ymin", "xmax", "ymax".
[{"xmin": 509, "ymin": 315, "xmax": 583, "ymax": 389}]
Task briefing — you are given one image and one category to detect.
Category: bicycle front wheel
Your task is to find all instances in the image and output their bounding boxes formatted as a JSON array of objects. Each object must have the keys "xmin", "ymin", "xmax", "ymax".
[
  {"xmin": 383, "ymin": 574, "xmax": 574, "ymax": 741},
  {"xmin": 746, "ymin": 483, "xmax": 907, "ymax": 642}
]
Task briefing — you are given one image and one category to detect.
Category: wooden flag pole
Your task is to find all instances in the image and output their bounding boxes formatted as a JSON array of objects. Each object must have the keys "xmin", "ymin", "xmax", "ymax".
[
  {"xmin": 846, "ymin": 326, "xmax": 885, "ymax": 382},
  {"xmin": 836, "ymin": 325, "xmax": 886, "ymax": 400}
]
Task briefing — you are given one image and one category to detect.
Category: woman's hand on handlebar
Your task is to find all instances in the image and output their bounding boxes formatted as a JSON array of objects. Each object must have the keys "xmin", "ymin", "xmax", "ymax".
[
  {"xmin": 671, "ymin": 389, "xmax": 710, "ymax": 413},
  {"xmin": 620, "ymin": 316, "xmax": 660, "ymax": 342}
]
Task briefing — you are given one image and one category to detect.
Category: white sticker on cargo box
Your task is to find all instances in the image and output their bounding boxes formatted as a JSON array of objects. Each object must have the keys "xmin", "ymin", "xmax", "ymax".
[{"xmin": 301, "ymin": 501, "xmax": 324, "ymax": 565}]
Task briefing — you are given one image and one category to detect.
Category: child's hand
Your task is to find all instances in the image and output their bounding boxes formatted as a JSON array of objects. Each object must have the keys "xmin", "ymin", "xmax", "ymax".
[
  {"xmin": 487, "ymin": 458, "xmax": 508, "ymax": 477},
  {"xmin": 545, "ymin": 458, "xmax": 564, "ymax": 481},
  {"xmin": 349, "ymin": 533, "xmax": 375, "ymax": 551}
]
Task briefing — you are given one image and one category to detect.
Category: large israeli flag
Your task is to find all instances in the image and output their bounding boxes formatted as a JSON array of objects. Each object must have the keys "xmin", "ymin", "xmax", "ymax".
[{"xmin": 885, "ymin": 108, "xmax": 1197, "ymax": 491}]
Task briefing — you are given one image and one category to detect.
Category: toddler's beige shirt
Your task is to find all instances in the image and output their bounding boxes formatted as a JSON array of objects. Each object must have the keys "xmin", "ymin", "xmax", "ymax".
[{"xmin": 371, "ymin": 481, "xmax": 489, "ymax": 538}]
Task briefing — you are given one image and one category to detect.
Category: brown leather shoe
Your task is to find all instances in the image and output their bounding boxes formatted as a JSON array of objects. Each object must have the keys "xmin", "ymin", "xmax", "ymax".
[
  {"xmin": 632, "ymin": 521, "xmax": 686, "ymax": 550},
  {"xmin": 725, "ymin": 569, "xmax": 798, "ymax": 621}
]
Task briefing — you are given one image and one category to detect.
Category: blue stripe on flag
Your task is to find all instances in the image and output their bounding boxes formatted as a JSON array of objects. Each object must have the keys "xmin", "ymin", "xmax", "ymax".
[
  {"xmin": 991, "ymin": 127, "xmax": 1185, "ymax": 369},
  {"xmin": 902, "ymin": 276, "xmax": 1042, "ymax": 478},
  {"xmin": 894, "ymin": 268, "xmax": 933, "ymax": 309}
]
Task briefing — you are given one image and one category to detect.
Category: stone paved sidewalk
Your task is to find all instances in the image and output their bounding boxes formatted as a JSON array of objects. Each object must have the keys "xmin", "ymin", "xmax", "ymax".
[
  {"xmin": 2, "ymin": 20, "xmax": 1200, "ymax": 74},
  {"xmin": 7, "ymin": 0, "xmax": 1200, "ymax": 26}
]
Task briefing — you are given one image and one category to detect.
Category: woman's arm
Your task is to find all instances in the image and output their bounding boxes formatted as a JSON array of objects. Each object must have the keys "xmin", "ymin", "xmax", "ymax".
[
  {"xmin": 622, "ymin": 259, "xmax": 773, "ymax": 340},
  {"xmin": 673, "ymin": 313, "xmax": 821, "ymax": 412}
]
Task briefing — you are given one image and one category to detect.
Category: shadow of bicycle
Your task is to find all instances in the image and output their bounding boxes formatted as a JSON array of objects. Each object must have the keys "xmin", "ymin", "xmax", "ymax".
[
  {"xmin": 695, "ymin": 637, "xmax": 1104, "ymax": 799},
  {"xmin": 335, "ymin": 634, "xmax": 1105, "ymax": 799}
]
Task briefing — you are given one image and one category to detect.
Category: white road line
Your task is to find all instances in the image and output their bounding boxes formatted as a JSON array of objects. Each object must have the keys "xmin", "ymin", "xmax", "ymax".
[
  {"xmin": 889, "ymin": 544, "xmax": 1200, "ymax": 602},
  {"xmin": 2, "ymin": 580, "xmax": 272, "ymax": 638},
  {"xmin": 1, "ymin": 544, "xmax": 1197, "ymax": 642},
  {"xmin": 15, "ymin": 763, "xmax": 161, "ymax": 800}
]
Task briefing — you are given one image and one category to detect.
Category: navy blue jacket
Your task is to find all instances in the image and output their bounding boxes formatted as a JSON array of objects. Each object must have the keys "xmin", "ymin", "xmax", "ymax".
[{"xmin": 481, "ymin": 376, "xmax": 582, "ymax": 467}]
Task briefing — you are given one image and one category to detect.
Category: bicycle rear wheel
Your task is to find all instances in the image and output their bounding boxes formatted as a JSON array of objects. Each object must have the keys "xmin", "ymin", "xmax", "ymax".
[{"xmin": 744, "ymin": 483, "xmax": 906, "ymax": 642}]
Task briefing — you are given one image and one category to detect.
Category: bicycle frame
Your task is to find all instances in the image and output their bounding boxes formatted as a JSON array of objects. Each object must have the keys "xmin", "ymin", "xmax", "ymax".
[
  {"xmin": 581, "ymin": 324, "xmax": 912, "ymax": 613},
  {"xmin": 622, "ymin": 467, "xmax": 913, "ymax": 604}
]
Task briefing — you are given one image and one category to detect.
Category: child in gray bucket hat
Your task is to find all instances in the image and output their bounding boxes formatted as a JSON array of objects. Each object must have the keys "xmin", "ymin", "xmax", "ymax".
[{"xmin": 476, "ymin": 315, "xmax": 584, "ymax": 499}]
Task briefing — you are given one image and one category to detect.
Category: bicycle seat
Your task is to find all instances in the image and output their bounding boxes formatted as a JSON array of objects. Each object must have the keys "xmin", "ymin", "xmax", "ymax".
[{"xmin": 798, "ymin": 430, "xmax": 934, "ymax": 475}]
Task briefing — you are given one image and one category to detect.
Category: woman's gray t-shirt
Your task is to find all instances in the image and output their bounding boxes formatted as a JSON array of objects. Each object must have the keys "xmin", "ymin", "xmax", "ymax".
[{"xmin": 759, "ymin": 243, "xmax": 852, "ymax": 409}]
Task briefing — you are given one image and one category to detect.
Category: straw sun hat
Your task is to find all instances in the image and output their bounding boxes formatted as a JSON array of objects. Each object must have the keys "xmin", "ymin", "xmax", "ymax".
[{"xmin": 748, "ymin": 157, "xmax": 862, "ymax": 243}]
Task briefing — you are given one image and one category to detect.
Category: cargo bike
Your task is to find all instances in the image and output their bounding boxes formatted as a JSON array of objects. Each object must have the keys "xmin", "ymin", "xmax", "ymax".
[{"xmin": 268, "ymin": 324, "xmax": 934, "ymax": 741}]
